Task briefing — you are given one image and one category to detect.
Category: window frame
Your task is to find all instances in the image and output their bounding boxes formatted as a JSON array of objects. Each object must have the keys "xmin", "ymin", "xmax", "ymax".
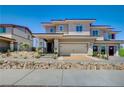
[
  {"xmin": 101, "ymin": 45, "xmax": 106, "ymax": 54},
  {"xmin": 0, "ymin": 27, "xmax": 6, "ymax": 33},
  {"xmin": 76, "ymin": 24, "xmax": 83, "ymax": 32},
  {"xmin": 111, "ymin": 34, "xmax": 115, "ymax": 39},
  {"xmin": 50, "ymin": 27, "xmax": 55, "ymax": 32},
  {"xmin": 58, "ymin": 25, "xmax": 64, "ymax": 31},
  {"xmin": 92, "ymin": 30, "xmax": 99, "ymax": 37},
  {"xmin": 93, "ymin": 45, "xmax": 98, "ymax": 52}
]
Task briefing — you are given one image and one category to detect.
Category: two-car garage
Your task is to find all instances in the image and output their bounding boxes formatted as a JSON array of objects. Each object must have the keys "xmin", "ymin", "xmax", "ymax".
[{"xmin": 59, "ymin": 43, "xmax": 88, "ymax": 56}]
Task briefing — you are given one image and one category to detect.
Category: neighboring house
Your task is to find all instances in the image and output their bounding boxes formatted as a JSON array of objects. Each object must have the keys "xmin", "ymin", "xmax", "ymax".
[
  {"xmin": 33, "ymin": 38, "xmax": 46, "ymax": 52},
  {"xmin": 0, "ymin": 24, "xmax": 33, "ymax": 52},
  {"xmin": 35, "ymin": 19, "xmax": 124, "ymax": 56}
]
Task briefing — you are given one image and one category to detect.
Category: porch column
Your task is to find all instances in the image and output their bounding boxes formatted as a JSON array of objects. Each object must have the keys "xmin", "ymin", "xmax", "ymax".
[
  {"xmin": 98, "ymin": 44, "xmax": 101, "ymax": 54},
  {"xmin": 105, "ymin": 44, "xmax": 107, "ymax": 54},
  {"xmin": 106, "ymin": 45, "xmax": 109, "ymax": 59},
  {"xmin": 10, "ymin": 41, "xmax": 14, "ymax": 51},
  {"xmin": 54, "ymin": 39, "xmax": 59, "ymax": 54},
  {"xmin": 115, "ymin": 44, "xmax": 119, "ymax": 56},
  {"xmin": 88, "ymin": 43, "xmax": 93, "ymax": 56}
]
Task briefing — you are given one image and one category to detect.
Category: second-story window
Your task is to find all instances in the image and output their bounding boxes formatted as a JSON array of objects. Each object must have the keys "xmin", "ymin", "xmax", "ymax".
[
  {"xmin": 111, "ymin": 34, "xmax": 115, "ymax": 39},
  {"xmin": 0, "ymin": 28, "xmax": 6, "ymax": 33},
  {"xmin": 58, "ymin": 25, "xmax": 64, "ymax": 31},
  {"xmin": 109, "ymin": 34, "xmax": 115, "ymax": 39},
  {"xmin": 104, "ymin": 32, "xmax": 109, "ymax": 40},
  {"xmin": 76, "ymin": 25, "xmax": 83, "ymax": 32},
  {"xmin": 50, "ymin": 27, "xmax": 54, "ymax": 32},
  {"xmin": 92, "ymin": 30, "xmax": 99, "ymax": 36}
]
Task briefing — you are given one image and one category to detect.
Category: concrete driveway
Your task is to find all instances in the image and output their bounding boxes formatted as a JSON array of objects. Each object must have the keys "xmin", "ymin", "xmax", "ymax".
[
  {"xmin": 58, "ymin": 55, "xmax": 103, "ymax": 62},
  {"xmin": 0, "ymin": 69, "xmax": 124, "ymax": 87}
]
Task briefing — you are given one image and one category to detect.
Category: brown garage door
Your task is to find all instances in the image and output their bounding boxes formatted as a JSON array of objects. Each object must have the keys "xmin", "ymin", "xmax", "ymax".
[{"xmin": 59, "ymin": 43, "xmax": 88, "ymax": 56}]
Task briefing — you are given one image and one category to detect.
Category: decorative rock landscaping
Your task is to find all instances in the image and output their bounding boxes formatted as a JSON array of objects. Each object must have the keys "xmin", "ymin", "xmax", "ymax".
[
  {"xmin": 0, "ymin": 51, "xmax": 124, "ymax": 70},
  {"xmin": 0, "ymin": 60, "xmax": 124, "ymax": 70}
]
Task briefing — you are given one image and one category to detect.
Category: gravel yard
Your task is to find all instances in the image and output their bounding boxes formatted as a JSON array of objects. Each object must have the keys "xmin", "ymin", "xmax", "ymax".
[{"xmin": 0, "ymin": 51, "xmax": 124, "ymax": 70}]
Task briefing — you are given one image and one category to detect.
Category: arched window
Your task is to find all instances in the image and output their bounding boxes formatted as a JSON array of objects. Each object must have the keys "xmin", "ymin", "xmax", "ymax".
[
  {"xmin": 58, "ymin": 25, "xmax": 64, "ymax": 31},
  {"xmin": 76, "ymin": 24, "xmax": 83, "ymax": 32},
  {"xmin": 50, "ymin": 27, "xmax": 54, "ymax": 32}
]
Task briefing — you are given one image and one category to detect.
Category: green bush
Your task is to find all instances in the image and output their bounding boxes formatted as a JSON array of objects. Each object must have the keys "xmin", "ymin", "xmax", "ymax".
[
  {"xmin": 34, "ymin": 47, "xmax": 43, "ymax": 58},
  {"xmin": 20, "ymin": 43, "xmax": 29, "ymax": 51},
  {"xmin": 93, "ymin": 51, "xmax": 98, "ymax": 57},
  {"xmin": 34, "ymin": 52, "xmax": 41, "ymax": 59},
  {"xmin": 119, "ymin": 48, "xmax": 124, "ymax": 57}
]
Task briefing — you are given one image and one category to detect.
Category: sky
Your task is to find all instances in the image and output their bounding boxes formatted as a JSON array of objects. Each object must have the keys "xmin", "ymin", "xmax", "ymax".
[{"xmin": 0, "ymin": 5, "xmax": 124, "ymax": 40}]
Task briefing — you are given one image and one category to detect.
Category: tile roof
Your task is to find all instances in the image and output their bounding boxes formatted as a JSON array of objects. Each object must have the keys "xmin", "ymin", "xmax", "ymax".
[{"xmin": 0, "ymin": 24, "xmax": 32, "ymax": 35}]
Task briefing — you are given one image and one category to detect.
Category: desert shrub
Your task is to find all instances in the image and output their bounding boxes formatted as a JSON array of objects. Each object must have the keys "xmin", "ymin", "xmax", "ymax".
[
  {"xmin": 101, "ymin": 52, "xmax": 105, "ymax": 58},
  {"xmin": 34, "ymin": 47, "xmax": 43, "ymax": 58},
  {"xmin": 0, "ymin": 61, "xmax": 3, "ymax": 65},
  {"xmin": 119, "ymin": 48, "xmax": 124, "ymax": 57},
  {"xmin": 93, "ymin": 51, "xmax": 98, "ymax": 57},
  {"xmin": 6, "ymin": 49, "xmax": 11, "ymax": 57},
  {"xmin": 36, "ymin": 47, "xmax": 42, "ymax": 55},
  {"xmin": 23, "ymin": 56, "xmax": 27, "ymax": 59},
  {"xmin": 34, "ymin": 52, "xmax": 41, "ymax": 58},
  {"xmin": 32, "ymin": 47, "xmax": 36, "ymax": 51}
]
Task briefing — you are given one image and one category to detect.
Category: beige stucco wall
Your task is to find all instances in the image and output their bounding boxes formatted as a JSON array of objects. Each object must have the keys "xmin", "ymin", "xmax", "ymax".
[
  {"xmin": 0, "ymin": 34, "xmax": 12, "ymax": 38},
  {"xmin": 13, "ymin": 27, "xmax": 32, "ymax": 40},
  {"xmin": 12, "ymin": 35, "xmax": 33, "ymax": 50},
  {"xmin": 55, "ymin": 24, "xmax": 68, "ymax": 34},
  {"xmin": 59, "ymin": 39, "xmax": 94, "ymax": 42},
  {"xmin": 91, "ymin": 28, "xmax": 108, "ymax": 40},
  {"xmin": 96, "ymin": 37, "xmax": 104, "ymax": 40},
  {"xmin": 68, "ymin": 22, "xmax": 90, "ymax": 32},
  {"xmin": 45, "ymin": 22, "xmax": 91, "ymax": 35}
]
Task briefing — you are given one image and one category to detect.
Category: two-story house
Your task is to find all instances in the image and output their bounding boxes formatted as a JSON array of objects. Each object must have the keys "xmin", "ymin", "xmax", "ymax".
[
  {"xmin": 34, "ymin": 19, "xmax": 124, "ymax": 56},
  {"xmin": 0, "ymin": 24, "xmax": 33, "ymax": 52}
]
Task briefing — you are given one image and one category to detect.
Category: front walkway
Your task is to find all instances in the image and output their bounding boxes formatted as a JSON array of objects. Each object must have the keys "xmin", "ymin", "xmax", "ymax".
[
  {"xmin": 108, "ymin": 56, "xmax": 124, "ymax": 62},
  {"xmin": 0, "ymin": 69, "xmax": 124, "ymax": 87}
]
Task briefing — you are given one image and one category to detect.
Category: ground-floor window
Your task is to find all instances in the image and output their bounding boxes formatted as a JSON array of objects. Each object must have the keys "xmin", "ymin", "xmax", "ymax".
[
  {"xmin": 93, "ymin": 46, "xmax": 98, "ymax": 52},
  {"xmin": 101, "ymin": 46, "xmax": 105, "ymax": 54}
]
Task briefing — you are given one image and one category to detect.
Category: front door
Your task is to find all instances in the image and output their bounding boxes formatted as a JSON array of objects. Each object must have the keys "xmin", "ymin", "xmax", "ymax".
[
  {"xmin": 47, "ymin": 42, "xmax": 54, "ymax": 53},
  {"xmin": 109, "ymin": 46, "xmax": 114, "ymax": 56}
]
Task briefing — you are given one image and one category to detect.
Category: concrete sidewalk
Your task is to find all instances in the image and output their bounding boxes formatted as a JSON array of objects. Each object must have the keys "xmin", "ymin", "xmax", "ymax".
[{"xmin": 0, "ymin": 69, "xmax": 124, "ymax": 87}]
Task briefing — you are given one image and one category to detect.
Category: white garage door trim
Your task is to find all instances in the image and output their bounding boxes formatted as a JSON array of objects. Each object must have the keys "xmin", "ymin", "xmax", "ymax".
[{"xmin": 59, "ymin": 42, "xmax": 88, "ymax": 56}]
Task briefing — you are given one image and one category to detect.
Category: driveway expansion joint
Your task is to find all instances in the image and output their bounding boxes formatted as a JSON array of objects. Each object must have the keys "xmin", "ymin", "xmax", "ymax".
[{"xmin": 12, "ymin": 69, "xmax": 35, "ymax": 85}]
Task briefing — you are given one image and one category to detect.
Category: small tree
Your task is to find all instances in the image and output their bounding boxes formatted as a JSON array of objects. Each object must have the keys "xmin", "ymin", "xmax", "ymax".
[
  {"xmin": 20, "ymin": 43, "xmax": 29, "ymax": 51},
  {"xmin": 119, "ymin": 48, "xmax": 124, "ymax": 57}
]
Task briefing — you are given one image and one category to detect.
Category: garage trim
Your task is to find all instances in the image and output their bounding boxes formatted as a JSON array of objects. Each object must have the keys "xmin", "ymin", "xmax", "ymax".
[{"xmin": 59, "ymin": 42, "xmax": 88, "ymax": 56}]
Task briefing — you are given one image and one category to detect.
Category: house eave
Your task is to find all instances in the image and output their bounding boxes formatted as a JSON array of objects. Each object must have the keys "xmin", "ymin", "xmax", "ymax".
[
  {"xmin": 33, "ymin": 33, "xmax": 96, "ymax": 40},
  {"xmin": 95, "ymin": 40, "xmax": 124, "ymax": 44},
  {"xmin": 0, "ymin": 36, "xmax": 16, "ymax": 42}
]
